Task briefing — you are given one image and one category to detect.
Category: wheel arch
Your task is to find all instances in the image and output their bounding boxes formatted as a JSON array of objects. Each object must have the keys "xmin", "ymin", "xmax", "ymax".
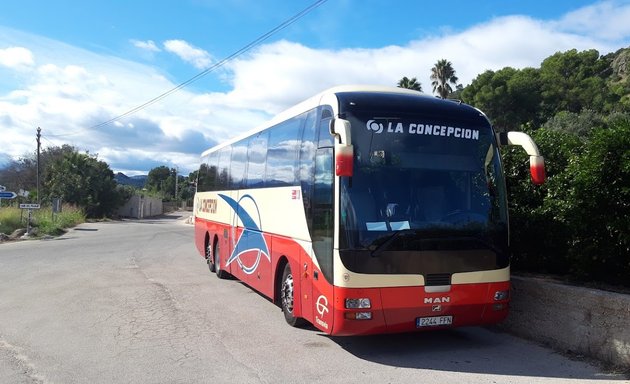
[{"xmin": 274, "ymin": 255, "xmax": 289, "ymax": 306}]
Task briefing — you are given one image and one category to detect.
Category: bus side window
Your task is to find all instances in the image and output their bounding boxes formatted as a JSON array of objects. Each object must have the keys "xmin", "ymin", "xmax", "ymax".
[
  {"xmin": 299, "ymin": 108, "xmax": 318, "ymax": 226},
  {"xmin": 217, "ymin": 146, "xmax": 232, "ymax": 190},
  {"xmin": 312, "ymin": 147, "xmax": 334, "ymax": 282},
  {"xmin": 197, "ymin": 156, "xmax": 210, "ymax": 192},
  {"xmin": 267, "ymin": 117, "xmax": 302, "ymax": 187},
  {"xmin": 317, "ymin": 108, "xmax": 334, "ymax": 148},
  {"xmin": 246, "ymin": 132, "xmax": 268, "ymax": 188},
  {"xmin": 230, "ymin": 139, "xmax": 247, "ymax": 190},
  {"xmin": 207, "ymin": 151, "xmax": 219, "ymax": 191}
]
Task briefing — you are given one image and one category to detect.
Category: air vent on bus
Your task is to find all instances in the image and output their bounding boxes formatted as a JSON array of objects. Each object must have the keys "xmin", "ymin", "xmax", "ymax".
[{"xmin": 425, "ymin": 273, "xmax": 452, "ymax": 286}]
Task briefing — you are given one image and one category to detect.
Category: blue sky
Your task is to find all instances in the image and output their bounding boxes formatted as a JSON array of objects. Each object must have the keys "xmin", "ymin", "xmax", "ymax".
[{"xmin": 1, "ymin": 0, "xmax": 630, "ymax": 176}]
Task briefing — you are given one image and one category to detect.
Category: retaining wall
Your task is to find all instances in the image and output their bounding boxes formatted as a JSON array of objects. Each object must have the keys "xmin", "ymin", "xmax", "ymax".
[{"xmin": 500, "ymin": 276, "xmax": 630, "ymax": 368}]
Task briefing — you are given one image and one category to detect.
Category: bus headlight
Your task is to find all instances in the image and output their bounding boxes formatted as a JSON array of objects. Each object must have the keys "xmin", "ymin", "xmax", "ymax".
[{"xmin": 345, "ymin": 298, "xmax": 371, "ymax": 309}]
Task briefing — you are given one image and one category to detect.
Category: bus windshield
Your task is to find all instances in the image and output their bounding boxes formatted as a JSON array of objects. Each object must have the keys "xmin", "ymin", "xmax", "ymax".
[{"xmin": 339, "ymin": 110, "xmax": 509, "ymax": 275}]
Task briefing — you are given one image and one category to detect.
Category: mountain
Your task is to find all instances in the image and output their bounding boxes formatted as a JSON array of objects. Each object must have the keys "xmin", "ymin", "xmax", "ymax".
[{"xmin": 115, "ymin": 173, "xmax": 147, "ymax": 188}]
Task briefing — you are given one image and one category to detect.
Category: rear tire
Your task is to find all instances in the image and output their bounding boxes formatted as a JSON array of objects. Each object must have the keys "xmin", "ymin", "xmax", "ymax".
[
  {"xmin": 206, "ymin": 239, "xmax": 215, "ymax": 273},
  {"xmin": 280, "ymin": 263, "xmax": 305, "ymax": 327},
  {"xmin": 214, "ymin": 241, "xmax": 228, "ymax": 279}
]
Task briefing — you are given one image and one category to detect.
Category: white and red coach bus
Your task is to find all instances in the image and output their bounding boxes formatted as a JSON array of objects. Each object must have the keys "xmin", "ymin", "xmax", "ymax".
[{"xmin": 194, "ymin": 85, "xmax": 545, "ymax": 336}]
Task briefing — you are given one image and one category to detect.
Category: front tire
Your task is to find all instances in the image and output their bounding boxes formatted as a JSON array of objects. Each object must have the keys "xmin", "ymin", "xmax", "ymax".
[{"xmin": 280, "ymin": 263, "xmax": 305, "ymax": 327}]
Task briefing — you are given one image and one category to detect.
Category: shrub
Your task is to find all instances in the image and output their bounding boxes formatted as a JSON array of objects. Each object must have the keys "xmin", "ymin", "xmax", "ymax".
[{"xmin": 505, "ymin": 121, "xmax": 630, "ymax": 287}]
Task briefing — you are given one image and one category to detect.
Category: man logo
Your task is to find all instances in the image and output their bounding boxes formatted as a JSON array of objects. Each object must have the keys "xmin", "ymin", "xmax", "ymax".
[
  {"xmin": 316, "ymin": 295, "xmax": 329, "ymax": 317},
  {"xmin": 424, "ymin": 297, "xmax": 450, "ymax": 304}
]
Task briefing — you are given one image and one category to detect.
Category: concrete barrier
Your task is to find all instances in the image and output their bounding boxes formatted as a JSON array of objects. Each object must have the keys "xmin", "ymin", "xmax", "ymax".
[{"xmin": 500, "ymin": 275, "xmax": 630, "ymax": 368}]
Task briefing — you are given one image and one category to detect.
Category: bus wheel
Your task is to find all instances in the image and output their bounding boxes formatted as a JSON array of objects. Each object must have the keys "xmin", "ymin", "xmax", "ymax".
[
  {"xmin": 280, "ymin": 263, "xmax": 305, "ymax": 327},
  {"xmin": 214, "ymin": 241, "xmax": 228, "ymax": 279},
  {"xmin": 205, "ymin": 240, "xmax": 215, "ymax": 272}
]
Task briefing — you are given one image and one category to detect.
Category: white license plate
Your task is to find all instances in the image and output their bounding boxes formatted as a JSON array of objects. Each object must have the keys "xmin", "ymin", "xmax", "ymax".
[{"xmin": 416, "ymin": 315, "xmax": 453, "ymax": 328}]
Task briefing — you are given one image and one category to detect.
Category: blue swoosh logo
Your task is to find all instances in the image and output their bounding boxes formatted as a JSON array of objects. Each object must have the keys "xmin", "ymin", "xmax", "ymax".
[{"xmin": 219, "ymin": 194, "xmax": 270, "ymax": 274}]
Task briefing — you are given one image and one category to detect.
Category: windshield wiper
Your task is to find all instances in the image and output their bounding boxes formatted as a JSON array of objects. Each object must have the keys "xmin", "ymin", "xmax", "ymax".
[{"xmin": 369, "ymin": 229, "xmax": 414, "ymax": 258}]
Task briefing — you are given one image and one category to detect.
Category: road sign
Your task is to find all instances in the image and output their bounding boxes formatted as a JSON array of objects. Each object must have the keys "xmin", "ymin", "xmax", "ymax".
[
  {"xmin": 0, "ymin": 191, "xmax": 17, "ymax": 199},
  {"xmin": 19, "ymin": 203, "xmax": 41, "ymax": 209},
  {"xmin": 0, "ymin": 185, "xmax": 6, "ymax": 191}
]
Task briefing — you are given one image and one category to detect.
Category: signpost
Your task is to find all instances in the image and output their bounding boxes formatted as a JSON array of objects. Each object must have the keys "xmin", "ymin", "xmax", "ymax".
[
  {"xmin": 19, "ymin": 203, "xmax": 41, "ymax": 209},
  {"xmin": 18, "ymin": 203, "xmax": 41, "ymax": 236},
  {"xmin": 0, "ymin": 191, "xmax": 17, "ymax": 199},
  {"xmin": 0, "ymin": 190, "xmax": 17, "ymax": 207}
]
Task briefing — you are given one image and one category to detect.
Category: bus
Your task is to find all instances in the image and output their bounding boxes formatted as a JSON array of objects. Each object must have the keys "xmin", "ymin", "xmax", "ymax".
[{"xmin": 194, "ymin": 85, "xmax": 545, "ymax": 336}]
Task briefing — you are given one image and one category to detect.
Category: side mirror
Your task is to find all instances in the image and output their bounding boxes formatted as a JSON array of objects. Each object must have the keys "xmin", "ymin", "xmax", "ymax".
[
  {"xmin": 330, "ymin": 118, "xmax": 354, "ymax": 177},
  {"xmin": 500, "ymin": 131, "xmax": 546, "ymax": 185}
]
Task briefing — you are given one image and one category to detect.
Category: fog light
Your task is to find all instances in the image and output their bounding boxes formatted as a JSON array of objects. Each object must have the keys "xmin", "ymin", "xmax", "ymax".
[
  {"xmin": 355, "ymin": 312, "xmax": 372, "ymax": 320},
  {"xmin": 494, "ymin": 290, "xmax": 509, "ymax": 301},
  {"xmin": 344, "ymin": 312, "xmax": 372, "ymax": 320},
  {"xmin": 345, "ymin": 298, "xmax": 371, "ymax": 309}
]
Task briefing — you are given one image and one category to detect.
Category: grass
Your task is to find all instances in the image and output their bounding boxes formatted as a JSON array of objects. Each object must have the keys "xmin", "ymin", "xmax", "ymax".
[{"xmin": 0, "ymin": 204, "xmax": 85, "ymax": 237}]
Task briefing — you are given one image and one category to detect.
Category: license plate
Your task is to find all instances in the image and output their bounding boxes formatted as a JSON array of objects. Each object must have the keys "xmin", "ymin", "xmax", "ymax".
[{"xmin": 416, "ymin": 315, "xmax": 453, "ymax": 328}]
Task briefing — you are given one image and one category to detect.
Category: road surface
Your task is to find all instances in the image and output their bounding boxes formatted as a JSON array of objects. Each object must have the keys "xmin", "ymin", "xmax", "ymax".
[{"xmin": 0, "ymin": 213, "xmax": 625, "ymax": 383}]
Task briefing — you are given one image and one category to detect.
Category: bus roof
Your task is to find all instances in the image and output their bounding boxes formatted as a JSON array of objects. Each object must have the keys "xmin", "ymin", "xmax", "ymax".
[{"xmin": 200, "ymin": 85, "xmax": 453, "ymax": 157}]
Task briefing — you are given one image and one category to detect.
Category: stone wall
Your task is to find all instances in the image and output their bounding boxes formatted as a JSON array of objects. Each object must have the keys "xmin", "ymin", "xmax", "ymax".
[{"xmin": 500, "ymin": 276, "xmax": 630, "ymax": 368}]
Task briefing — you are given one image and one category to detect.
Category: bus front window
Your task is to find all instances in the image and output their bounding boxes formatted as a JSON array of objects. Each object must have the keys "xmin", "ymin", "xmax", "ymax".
[{"xmin": 339, "ymin": 113, "xmax": 509, "ymax": 275}]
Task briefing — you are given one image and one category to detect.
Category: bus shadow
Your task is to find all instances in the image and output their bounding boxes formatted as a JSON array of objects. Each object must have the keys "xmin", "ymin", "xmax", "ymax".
[{"xmin": 326, "ymin": 327, "xmax": 623, "ymax": 381}]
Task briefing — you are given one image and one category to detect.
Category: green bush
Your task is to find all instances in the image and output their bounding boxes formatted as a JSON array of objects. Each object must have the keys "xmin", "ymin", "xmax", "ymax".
[
  {"xmin": 0, "ymin": 205, "xmax": 85, "ymax": 237},
  {"xmin": 505, "ymin": 121, "xmax": 630, "ymax": 287},
  {"xmin": 551, "ymin": 122, "xmax": 630, "ymax": 284},
  {"xmin": 34, "ymin": 205, "xmax": 86, "ymax": 236},
  {"xmin": 0, "ymin": 207, "xmax": 22, "ymax": 234}
]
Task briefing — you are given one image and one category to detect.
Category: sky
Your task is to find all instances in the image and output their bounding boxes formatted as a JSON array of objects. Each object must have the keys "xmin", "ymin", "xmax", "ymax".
[{"xmin": 1, "ymin": 0, "xmax": 630, "ymax": 177}]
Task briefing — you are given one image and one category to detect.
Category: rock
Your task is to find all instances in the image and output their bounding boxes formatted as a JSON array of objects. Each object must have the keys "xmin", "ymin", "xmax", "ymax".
[{"xmin": 10, "ymin": 228, "xmax": 26, "ymax": 239}]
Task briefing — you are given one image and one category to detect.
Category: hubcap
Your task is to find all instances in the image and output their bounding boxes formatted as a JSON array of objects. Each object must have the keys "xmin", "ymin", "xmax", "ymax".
[
  {"xmin": 282, "ymin": 273, "xmax": 294, "ymax": 314},
  {"xmin": 206, "ymin": 243, "xmax": 212, "ymax": 262}
]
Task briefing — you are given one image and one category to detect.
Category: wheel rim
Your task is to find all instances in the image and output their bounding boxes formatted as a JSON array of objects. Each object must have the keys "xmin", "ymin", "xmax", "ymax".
[
  {"xmin": 282, "ymin": 271, "xmax": 294, "ymax": 314},
  {"xmin": 206, "ymin": 242, "xmax": 212, "ymax": 261},
  {"xmin": 215, "ymin": 243, "xmax": 220, "ymax": 273}
]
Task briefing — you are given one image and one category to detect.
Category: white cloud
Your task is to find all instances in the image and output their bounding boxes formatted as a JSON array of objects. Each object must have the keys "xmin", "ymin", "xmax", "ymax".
[
  {"xmin": 163, "ymin": 39, "xmax": 212, "ymax": 69},
  {"xmin": 131, "ymin": 39, "xmax": 161, "ymax": 53},
  {"xmin": 554, "ymin": 0, "xmax": 630, "ymax": 40},
  {"xmin": 0, "ymin": 46, "xmax": 34, "ymax": 68},
  {"xmin": 226, "ymin": 12, "xmax": 626, "ymax": 112}
]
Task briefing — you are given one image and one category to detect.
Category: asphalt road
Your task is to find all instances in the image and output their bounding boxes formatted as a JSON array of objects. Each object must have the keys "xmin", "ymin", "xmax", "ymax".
[{"xmin": 0, "ymin": 212, "xmax": 625, "ymax": 384}]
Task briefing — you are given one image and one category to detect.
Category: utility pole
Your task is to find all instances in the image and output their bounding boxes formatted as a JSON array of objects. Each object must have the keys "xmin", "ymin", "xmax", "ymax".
[
  {"xmin": 174, "ymin": 166, "xmax": 178, "ymax": 203},
  {"xmin": 36, "ymin": 127, "xmax": 41, "ymax": 205}
]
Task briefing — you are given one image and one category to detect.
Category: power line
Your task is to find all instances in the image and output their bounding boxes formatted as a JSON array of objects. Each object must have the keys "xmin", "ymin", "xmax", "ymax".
[{"xmin": 89, "ymin": 0, "xmax": 328, "ymax": 131}]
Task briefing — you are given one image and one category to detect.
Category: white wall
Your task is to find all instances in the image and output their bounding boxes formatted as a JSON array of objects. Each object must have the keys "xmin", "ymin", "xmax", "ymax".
[{"xmin": 117, "ymin": 195, "xmax": 163, "ymax": 218}]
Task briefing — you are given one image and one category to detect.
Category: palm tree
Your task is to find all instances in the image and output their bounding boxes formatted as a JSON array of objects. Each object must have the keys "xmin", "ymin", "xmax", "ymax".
[
  {"xmin": 397, "ymin": 76, "xmax": 422, "ymax": 92},
  {"xmin": 430, "ymin": 59, "xmax": 459, "ymax": 98}
]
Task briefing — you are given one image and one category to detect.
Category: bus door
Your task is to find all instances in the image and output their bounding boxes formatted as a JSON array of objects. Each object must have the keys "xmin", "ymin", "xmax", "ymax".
[
  {"xmin": 299, "ymin": 244, "xmax": 314, "ymax": 323},
  {"xmin": 309, "ymin": 147, "xmax": 335, "ymax": 333}
]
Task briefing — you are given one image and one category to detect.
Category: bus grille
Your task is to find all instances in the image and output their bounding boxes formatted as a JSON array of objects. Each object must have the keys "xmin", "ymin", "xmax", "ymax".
[{"xmin": 425, "ymin": 273, "xmax": 451, "ymax": 286}]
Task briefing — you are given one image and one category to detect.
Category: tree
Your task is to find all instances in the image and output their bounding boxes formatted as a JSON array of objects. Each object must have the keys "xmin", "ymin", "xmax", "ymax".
[
  {"xmin": 539, "ymin": 49, "xmax": 615, "ymax": 117},
  {"xmin": 397, "ymin": 76, "xmax": 422, "ymax": 92},
  {"xmin": 43, "ymin": 150, "xmax": 124, "ymax": 218},
  {"xmin": 461, "ymin": 67, "xmax": 542, "ymax": 131},
  {"xmin": 0, "ymin": 145, "xmax": 77, "ymax": 197},
  {"xmin": 146, "ymin": 165, "xmax": 176, "ymax": 200},
  {"xmin": 430, "ymin": 59, "xmax": 459, "ymax": 98}
]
